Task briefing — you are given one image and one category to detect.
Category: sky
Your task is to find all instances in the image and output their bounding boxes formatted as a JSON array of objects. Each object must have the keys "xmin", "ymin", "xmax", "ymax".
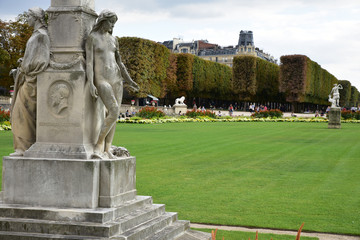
[{"xmin": 1, "ymin": 0, "xmax": 360, "ymax": 89}]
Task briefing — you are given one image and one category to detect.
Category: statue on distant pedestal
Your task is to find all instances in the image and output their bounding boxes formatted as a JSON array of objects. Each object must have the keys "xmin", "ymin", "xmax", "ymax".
[
  {"xmin": 328, "ymin": 84, "xmax": 343, "ymax": 108},
  {"xmin": 10, "ymin": 7, "xmax": 50, "ymax": 156},
  {"xmin": 86, "ymin": 10, "xmax": 139, "ymax": 159}
]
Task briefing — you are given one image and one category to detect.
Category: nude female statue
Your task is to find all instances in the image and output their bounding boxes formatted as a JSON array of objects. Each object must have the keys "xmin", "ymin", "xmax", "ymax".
[
  {"xmin": 10, "ymin": 7, "xmax": 50, "ymax": 156},
  {"xmin": 86, "ymin": 10, "xmax": 139, "ymax": 159}
]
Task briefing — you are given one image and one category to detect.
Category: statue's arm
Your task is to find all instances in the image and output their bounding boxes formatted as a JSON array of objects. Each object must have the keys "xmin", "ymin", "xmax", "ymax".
[
  {"xmin": 115, "ymin": 41, "xmax": 139, "ymax": 91},
  {"xmin": 85, "ymin": 35, "xmax": 98, "ymax": 98}
]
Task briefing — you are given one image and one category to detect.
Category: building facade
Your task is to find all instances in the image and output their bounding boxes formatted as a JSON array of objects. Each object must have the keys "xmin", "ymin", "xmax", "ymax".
[{"xmin": 162, "ymin": 30, "xmax": 277, "ymax": 67}]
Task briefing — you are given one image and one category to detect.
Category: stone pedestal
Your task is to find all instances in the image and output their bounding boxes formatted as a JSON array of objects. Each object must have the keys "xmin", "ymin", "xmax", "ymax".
[
  {"xmin": 99, "ymin": 158, "xmax": 137, "ymax": 207},
  {"xmin": 23, "ymin": 0, "xmax": 101, "ymax": 159},
  {"xmin": 24, "ymin": 70, "xmax": 104, "ymax": 159},
  {"xmin": 173, "ymin": 104, "xmax": 188, "ymax": 115},
  {"xmin": 0, "ymin": 0, "xmax": 211, "ymax": 238},
  {"xmin": 2, "ymin": 156, "xmax": 100, "ymax": 208},
  {"xmin": 328, "ymin": 107, "xmax": 341, "ymax": 129}
]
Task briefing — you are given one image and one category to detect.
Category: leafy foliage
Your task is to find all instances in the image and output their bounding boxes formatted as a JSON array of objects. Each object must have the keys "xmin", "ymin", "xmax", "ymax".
[
  {"xmin": 117, "ymin": 37, "xmax": 170, "ymax": 98},
  {"xmin": 175, "ymin": 53, "xmax": 194, "ymax": 95},
  {"xmin": 350, "ymin": 86, "xmax": 359, "ymax": 107},
  {"xmin": 185, "ymin": 109, "xmax": 216, "ymax": 118},
  {"xmin": 279, "ymin": 55, "xmax": 338, "ymax": 105},
  {"xmin": 0, "ymin": 109, "xmax": 10, "ymax": 122},
  {"xmin": 338, "ymin": 80, "xmax": 352, "ymax": 107},
  {"xmin": 0, "ymin": 13, "xmax": 33, "ymax": 92},
  {"xmin": 136, "ymin": 106, "xmax": 165, "ymax": 119},
  {"xmin": 251, "ymin": 109, "xmax": 283, "ymax": 118},
  {"xmin": 232, "ymin": 56, "xmax": 280, "ymax": 102},
  {"xmin": 341, "ymin": 110, "xmax": 360, "ymax": 120},
  {"xmin": 192, "ymin": 55, "xmax": 232, "ymax": 100}
]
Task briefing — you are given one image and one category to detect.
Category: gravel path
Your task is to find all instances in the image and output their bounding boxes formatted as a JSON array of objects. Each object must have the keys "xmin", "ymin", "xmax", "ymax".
[{"xmin": 191, "ymin": 223, "xmax": 360, "ymax": 240}]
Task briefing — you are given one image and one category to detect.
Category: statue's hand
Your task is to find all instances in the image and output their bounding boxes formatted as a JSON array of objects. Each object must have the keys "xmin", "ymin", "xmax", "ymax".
[
  {"xmin": 90, "ymin": 83, "xmax": 98, "ymax": 99},
  {"xmin": 130, "ymin": 82, "xmax": 140, "ymax": 92}
]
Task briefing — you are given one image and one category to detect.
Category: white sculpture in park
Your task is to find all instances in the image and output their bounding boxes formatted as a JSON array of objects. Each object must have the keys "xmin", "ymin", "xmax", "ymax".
[
  {"xmin": 86, "ymin": 10, "xmax": 139, "ymax": 159},
  {"xmin": 175, "ymin": 96, "xmax": 186, "ymax": 105},
  {"xmin": 10, "ymin": 7, "xmax": 50, "ymax": 156},
  {"xmin": 328, "ymin": 83, "xmax": 343, "ymax": 108}
]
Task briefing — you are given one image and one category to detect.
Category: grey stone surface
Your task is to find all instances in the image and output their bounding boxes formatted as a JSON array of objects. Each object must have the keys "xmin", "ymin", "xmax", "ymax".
[
  {"xmin": 51, "ymin": 0, "xmax": 95, "ymax": 10},
  {"xmin": 99, "ymin": 157, "xmax": 137, "ymax": 207},
  {"xmin": 328, "ymin": 83, "xmax": 343, "ymax": 108},
  {"xmin": 10, "ymin": 8, "xmax": 50, "ymax": 156},
  {"xmin": 24, "ymin": 70, "xmax": 103, "ymax": 159},
  {"xmin": 2, "ymin": 157, "xmax": 100, "ymax": 208},
  {"xmin": 86, "ymin": 10, "xmax": 139, "ymax": 159},
  {"xmin": 328, "ymin": 107, "xmax": 341, "ymax": 129},
  {"xmin": 0, "ymin": 195, "xmax": 211, "ymax": 239}
]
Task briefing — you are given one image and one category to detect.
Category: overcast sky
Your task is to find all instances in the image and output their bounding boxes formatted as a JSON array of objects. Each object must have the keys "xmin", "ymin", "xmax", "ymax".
[{"xmin": 1, "ymin": 0, "xmax": 359, "ymax": 89}]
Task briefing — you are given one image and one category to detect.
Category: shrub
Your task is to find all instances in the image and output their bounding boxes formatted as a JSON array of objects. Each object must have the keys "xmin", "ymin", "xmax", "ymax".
[
  {"xmin": 136, "ymin": 106, "xmax": 165, "ymax": 119},
  {"xmin": 341, "ymin": 110, "xmax": 353, "ymax": 120},
  {"xmin": 341, "ymin": 110, "xmax": 360, "ymax": 120},
  {"xmin": 0, "ymin": 109, "xmax": 10, "ymax": 122},
  {"xmin": 252, "ymin": 109, "xmax": 283, "ymax": 118},
  {"xmin": 185, "ymin": 109, "xmax": 216, "ymax": 118}
]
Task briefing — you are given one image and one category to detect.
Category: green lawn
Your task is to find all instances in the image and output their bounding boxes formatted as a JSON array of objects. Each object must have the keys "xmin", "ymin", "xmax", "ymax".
[
  {"xmin": 194, "ymin": 228, "xmax": 319, "ymax": 240},
  {"xmin": 1, "ymin": 122, "xmax": 359, "ymax": 236}
]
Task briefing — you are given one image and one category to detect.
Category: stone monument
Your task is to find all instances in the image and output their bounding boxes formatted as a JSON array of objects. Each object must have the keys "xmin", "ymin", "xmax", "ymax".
[
  {"xmin": 0, "ymin": 1, "xmax": 210, "ymax": 239},
  {"xmin": 328, "ymin": 83, "xmax": 343, "ymax": 129},
  {"xmin": 173, "ymin": 96, "xmax": 188, "ymax": 115}
]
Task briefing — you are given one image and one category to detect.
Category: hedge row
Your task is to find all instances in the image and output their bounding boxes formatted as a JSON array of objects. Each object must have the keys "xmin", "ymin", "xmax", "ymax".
[
  {"xmin": 118, "ymin": 37, "xmax": 233, "ymax": 101},
  {"xmin": 279, "ymin": 55, "xmax": 338, "ymax": 105},
  {"xmin": 118, "ymin": 37, "xmax": 170, "ymax": 98},
  {"xmin": 117, "ymin": 37, "xmax": 357, "ymax": 107},
  {"xmin": 232, "ymin": 56, "xmax": 280, "ymax": 102}
]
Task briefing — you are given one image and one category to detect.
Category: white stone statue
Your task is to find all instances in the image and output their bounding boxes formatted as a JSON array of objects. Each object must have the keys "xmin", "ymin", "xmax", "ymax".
[
  {"xmin": 86, "ymin": 10, "xmax": 139, "ymax": 159},
  {"xmin": 328, "ymin": 84, "xmax": 343, "ymax": 108},
  {"xmin": 175, "ymin": 96, "xmax": 185, "ymax": 105},
  {"xmin": 10, "ymin": 7, "xmax": 50, "ymax": 156}
]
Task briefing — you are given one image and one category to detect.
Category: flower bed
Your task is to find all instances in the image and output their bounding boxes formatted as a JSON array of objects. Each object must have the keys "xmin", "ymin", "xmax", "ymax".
[{"xmin": 118, "ymin": 116, "xmax": 360, "ymax": 124}]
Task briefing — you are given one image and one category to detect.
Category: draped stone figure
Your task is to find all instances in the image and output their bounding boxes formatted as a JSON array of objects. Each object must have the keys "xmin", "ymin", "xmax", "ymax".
[
  {"xmin": 10, "ymin": 7, "xmax": 50, "ymax": 156},
  {"xmin": 329, "ymin": 83, "xmax": 343, "ymax": 108},
  {"xmin": 86, "ymin": 10, "xmax": 139, "ymax": 159}
]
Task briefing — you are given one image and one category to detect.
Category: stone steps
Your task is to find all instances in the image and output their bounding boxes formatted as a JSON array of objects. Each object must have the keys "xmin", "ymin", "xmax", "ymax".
[
  {"xmin": 174, "ymin": 229, "xmax": 212, "ymax": 240},
  {"xmin": 0, "ymin": 231, "xmax": 103, "ymax": 239},
  {"xmin": 0, "ymin": 204, "xmax": 165, "ymax": 237},
  {"xmin": 0, "ymin": 196, "xmax": 153, "ymax": 224},
  {"xmin": 145, "ymin": 220, "xmax": 190, "ymax": 240},
  {"xmin": 114, "ymin": 212, "xmax": 178, "ymax": 240},
  {"xmin": 0, "ymin": 195, "xmax": 211, "ymax": 240}
]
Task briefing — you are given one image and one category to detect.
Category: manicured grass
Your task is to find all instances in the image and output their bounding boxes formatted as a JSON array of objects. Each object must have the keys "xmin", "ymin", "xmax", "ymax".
[
  {"xmin": 0, "ymin": 122, "xmax": 359, "ymax": 236},
  {"xmin": 112, "ymin": 122, "xmax": 360, "ymax": 235},
  {"xmin": 193, "ymin": 228, "xmax": 319, "ymax": 240}
]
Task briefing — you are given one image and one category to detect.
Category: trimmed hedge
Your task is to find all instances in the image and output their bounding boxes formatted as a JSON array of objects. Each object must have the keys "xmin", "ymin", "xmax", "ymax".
[
  {"xmin": 232, "ymin": 56, "xmax": 280, "ymax": 102},
  {"xmin": 350, "ymin": 86, "xmax": 359, "ymax": 107},
  {"xmin": 117, "ymin": 37, "xmax": 170, "ymax": 98},
  {"xmin": 338, "ymin": 80, "xmax": 352, "ymax": 107},
  {"xmin": 192, "ymin": 55, "xmax": 232, "ymax": 100},
  {"xmin": 279, "ymin": 55, "xmax": 338, "ymax": 105}
]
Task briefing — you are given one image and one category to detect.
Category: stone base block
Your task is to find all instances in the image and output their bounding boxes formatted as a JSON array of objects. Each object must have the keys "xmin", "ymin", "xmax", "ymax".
[
  {"xmin": 173, "ymin": 105, "xmax": 188, "ymax": 115},
  {"xmin": 328, "ymin": 107, "xmax": 341, "ymax": 129},
  {"xmin": 2, "ymin": 157, "xmax": 100, "ymax": 208},
  {"xmin": 99, "ymin": 157, "xmax": 137, "ymax": 207},
  {"xmin": 24, "ymin": 142, "xmax": 93, "ymax": 159}
]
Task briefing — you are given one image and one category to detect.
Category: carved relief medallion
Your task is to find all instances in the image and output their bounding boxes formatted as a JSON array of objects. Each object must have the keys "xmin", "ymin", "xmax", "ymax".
[{"xmin": 48, "ymin": 81, "xmax": 73, "ymax": 117}]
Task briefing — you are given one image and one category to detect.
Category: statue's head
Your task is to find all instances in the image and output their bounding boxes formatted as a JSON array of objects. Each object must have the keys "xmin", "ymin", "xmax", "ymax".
[
  {"xmin": 93, "ymin": 10, "xmax": 118, "ymax": 34},
  {"xmin": 28, "ymin": 7, "xmax": 46, "ymax": 28}
]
